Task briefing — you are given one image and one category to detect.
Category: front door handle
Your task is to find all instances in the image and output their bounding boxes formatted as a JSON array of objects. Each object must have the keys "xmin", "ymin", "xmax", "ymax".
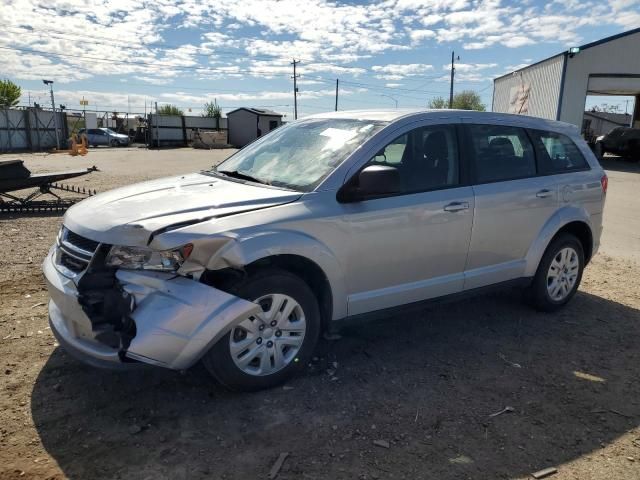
[
  {"xmin": 536, "ymin": 189, "xmax": 553, "ymax": 198},
  {"xmin": 443, "ymin": 201, "xmax": 469, "ymax": 212}
]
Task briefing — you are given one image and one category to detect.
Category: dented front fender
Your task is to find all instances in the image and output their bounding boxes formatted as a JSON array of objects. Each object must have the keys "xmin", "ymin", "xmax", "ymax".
[{"xmin": 117, "ymin": 270, "xmax": 261, "ymax": 370}]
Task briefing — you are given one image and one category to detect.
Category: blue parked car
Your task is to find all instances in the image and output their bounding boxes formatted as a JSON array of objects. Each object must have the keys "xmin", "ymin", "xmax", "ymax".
[{"xmin": 79, "ymin": 128, "xmax": 129, "ymax": 147}]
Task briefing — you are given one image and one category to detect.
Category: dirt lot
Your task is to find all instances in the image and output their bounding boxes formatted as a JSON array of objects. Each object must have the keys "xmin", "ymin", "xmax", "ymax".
[{"xmin": 1, "ymin": 149, "xmax": 639, "ymax": 480}]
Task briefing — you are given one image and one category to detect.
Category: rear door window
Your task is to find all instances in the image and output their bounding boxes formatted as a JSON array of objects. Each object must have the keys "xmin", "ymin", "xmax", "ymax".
[
  {"xmin": 529, "ymin": 130, "xmax": 589, "ymax": 173},
  {"xmin": 467, "ymin": 124, "xmax": 536, "ymax": 183}
]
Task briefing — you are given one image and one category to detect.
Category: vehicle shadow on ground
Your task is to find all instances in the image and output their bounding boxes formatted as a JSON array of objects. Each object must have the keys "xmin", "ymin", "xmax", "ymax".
[
  {"xmin": 31, "ymin": 289, "xmax": 640, "ymax": 479},
  {"xmin": 601, "ymin": 156, "xmax": 640, "ymax": 173}
]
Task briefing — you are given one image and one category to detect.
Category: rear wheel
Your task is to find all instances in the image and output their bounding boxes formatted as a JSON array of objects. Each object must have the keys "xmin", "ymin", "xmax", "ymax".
[
  {"xmin": 202, "ymin": 269, "xmax": 321, "ymax": 391},
  {"xmin": 627, "ymin": 139, "xmax": 640, "ymax": 161},
  {"xmin": 527, "ymin": 233, "xmax": 584, "ymax": 311}
]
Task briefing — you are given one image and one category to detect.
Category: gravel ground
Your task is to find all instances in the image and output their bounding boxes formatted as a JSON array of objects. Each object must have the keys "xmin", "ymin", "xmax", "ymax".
[{"xmin": 1, "ymin": 149, "xmax": 639, "ymax": 480}]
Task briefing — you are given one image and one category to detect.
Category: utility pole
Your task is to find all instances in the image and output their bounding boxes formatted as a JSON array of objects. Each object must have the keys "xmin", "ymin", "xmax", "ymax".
[
  {"xmin": 449, "ymin": 51, "xmax": 459, "ymax": 109},
  {"xmin": 335, "ymin": 78, "xmax": 339, "ymax": 111},
  {"xmin": 291, "ymin": 59, "xmax": 300, "ymax": 120},
  {"xmin": 43, "ymin": 80, "xmax": 60, "ymax": 150},
  {"xmin": 155, "ymin": 101, "xmax": 160, "ymax": 148}
]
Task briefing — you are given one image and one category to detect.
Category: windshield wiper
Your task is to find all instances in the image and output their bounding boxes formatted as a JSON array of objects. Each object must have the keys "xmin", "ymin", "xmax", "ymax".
[{"xmin": 216, "ymin": 170, "xmax": 268, "ymax": 185}]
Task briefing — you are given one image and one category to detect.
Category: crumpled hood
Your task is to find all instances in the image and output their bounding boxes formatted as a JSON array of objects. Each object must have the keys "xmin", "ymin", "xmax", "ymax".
[{"xmin": 63, "ymin": 173, "xmax": 302, "ymax": 246}]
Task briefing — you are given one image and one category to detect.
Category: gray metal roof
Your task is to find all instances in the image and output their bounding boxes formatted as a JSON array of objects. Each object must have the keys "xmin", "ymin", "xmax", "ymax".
[
  {"xmin": 494, "ymin": 26, "xmax": 640, "ymax": 82},
  {"xmin": 584, "ymin": 110, "xmax": 632, "ymax": 126},
  {"xmin": 226, "ymin": 107, "xmax": 283, "ymax": 117}
]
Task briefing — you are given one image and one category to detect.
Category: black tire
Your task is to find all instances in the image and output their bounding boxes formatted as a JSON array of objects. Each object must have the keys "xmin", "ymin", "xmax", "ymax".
[
  {"xmin": 527, "ymin": 233, "xmax": 585, "ymax": 312},
  {"xmin": 110, "ymin": 139, "xmax": 118, "ymax": 147},
  {"xmin": 626, "ymin": 140, "xmax": 640, "ymax": 161},
  {"xmin": 202, "ymin": 269, "xmax": 321, "ymax": 391}
]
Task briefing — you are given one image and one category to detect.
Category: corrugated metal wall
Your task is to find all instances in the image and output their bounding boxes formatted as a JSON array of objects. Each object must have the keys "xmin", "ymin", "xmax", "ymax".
[
  {"xmin": 0, "ymin": 108, "xmax": 67, "ymax": 152},
  {"xmin": 492, "ymin": 55, "xmax": 565, "ymax": 120},
  {"xmin": 148, "ymin": 114, "xmax": 228, "ymax": 146}
]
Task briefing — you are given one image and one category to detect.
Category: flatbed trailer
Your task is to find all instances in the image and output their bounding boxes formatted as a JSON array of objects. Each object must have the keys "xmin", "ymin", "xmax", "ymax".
[{"xmin": 0, "ymin": 160, "xmax": 98, "ymax": 213}]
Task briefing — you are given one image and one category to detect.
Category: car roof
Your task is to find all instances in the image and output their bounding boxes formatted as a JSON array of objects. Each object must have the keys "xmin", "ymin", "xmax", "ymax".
[{"xmin": 305, "ymin": 109, "xmax": 579, "ymax": 135}]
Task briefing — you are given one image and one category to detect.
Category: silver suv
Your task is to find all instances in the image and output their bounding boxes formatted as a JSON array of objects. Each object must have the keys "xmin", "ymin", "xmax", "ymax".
[{"xmin": 44, "ymin": 110, "xmax": 607, "ymax": 391}]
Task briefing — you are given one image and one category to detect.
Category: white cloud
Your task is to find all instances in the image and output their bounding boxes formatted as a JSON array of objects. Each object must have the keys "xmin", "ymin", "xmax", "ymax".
[
  {"xmin": 445, "ymin": 62, "xmax": 498, "ymax": 72},
  {"xmin": 372, "ymin": 63, "xmax": 434, "ymax": 79},
  {"xmin": 133, "ymin": 76, "xmax": 174, "ymax": 86},
  {"xmin": 1, "ymin": 0, "xmax": 639, "ymax": 104},
  {"xmin": 409, "ymin": 29, "xmax": 436, "ymax": 43}
]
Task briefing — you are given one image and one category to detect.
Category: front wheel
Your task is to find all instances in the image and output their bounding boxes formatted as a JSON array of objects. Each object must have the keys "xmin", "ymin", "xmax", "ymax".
[
  {"xmin": 527, "ymin": 233, "xmax": 585, "ymax": 312},
  {"xmin": 110, "ymin": 139, "xmax": 118, "ymax": 147},
  {"xmin": 202, "ymin": 269, "xmax": 321, "ymax": 391}
]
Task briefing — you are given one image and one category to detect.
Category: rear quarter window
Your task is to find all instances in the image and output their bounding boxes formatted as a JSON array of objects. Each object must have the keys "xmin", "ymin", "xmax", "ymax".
[
  {"xmin": 529, "ymin": 130, "xmax": 589, "ymax": 174},
  {"xmin": 467, "ymin": 124, "xmax": 536, "ymax": 183}
]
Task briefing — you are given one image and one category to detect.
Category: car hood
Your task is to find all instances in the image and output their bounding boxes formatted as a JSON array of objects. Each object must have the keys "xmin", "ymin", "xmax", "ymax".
[{"xmin": 63, "ymin": 172, "xmax": 302, "ymax": 246}]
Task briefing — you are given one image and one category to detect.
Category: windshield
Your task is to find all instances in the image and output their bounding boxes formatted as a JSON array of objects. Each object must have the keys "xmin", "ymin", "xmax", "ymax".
[
  {"xmin": 607, "ymin": 127, "xmax": 626, "ymax": 138},
  {"xmin": 212, "ymin": 118, "xmax": 386, "ymax": 191}
]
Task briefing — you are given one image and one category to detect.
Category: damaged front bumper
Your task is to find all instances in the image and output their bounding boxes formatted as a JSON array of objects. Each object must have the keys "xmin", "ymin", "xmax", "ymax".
[{"xmin": 43, "ymin": 247, "xmax": 260, "ymax": 370}]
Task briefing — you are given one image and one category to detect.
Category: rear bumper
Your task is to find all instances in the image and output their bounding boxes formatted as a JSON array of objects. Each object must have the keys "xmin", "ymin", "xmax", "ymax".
[{"xmin": 43, "ymin": 247, "xmax": 261, "ymax": 370}]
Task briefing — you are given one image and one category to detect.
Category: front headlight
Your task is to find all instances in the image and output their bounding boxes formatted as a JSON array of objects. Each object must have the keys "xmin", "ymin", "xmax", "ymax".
[{"xmin": 105, "ymin": 244, "xmax": 193, "ymax": 271}]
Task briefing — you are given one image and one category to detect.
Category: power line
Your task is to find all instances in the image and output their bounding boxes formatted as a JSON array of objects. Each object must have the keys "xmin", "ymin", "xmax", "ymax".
[
  {"xmin": 0, "ymin": 26, "xmax": 466, "ymax": 81},
  {"xmin": 0, "ymin": 25, "xmax": 290, "ymax": 64},
  {"xmin": 0, "ymin": 24, "xmax": 394, "ymax": 75},
  {"xmin": 2, "ymin": 43, "xmax": 491, "ymax": 110},
  {"xmin": 306, "ymin": 75, "xmax": 450, "ymax": 95},
  {"xmin": 0, "ymin": 44, "xmax": 293, "ymax": 77}
]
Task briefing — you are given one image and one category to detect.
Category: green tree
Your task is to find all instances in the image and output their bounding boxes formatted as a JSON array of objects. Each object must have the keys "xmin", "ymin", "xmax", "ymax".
[
  {"xmin": 427, "ymin": 97, "xmax": 448, "ymax": 109},
  {"xmin": 157, "ymin": 104, "xmax": 183, "ymax": 115},
  {"xmin": 202, "ymin": 99, "xmax": 222, "ymax": 130},
  {"xmin": 428, "ymin": 90, "xmax": 486, "ymax": 111},
  {"xmin": 202, "ymin": 99, "xmax": 222, "ymax": 118},
  {"xmin": 0, "ymin": 78, "xmax": 22, "ymax": 108}
]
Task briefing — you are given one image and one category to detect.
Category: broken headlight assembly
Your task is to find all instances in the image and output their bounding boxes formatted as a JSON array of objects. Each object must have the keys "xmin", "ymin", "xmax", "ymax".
[{"xmin": 105, "ymin": 244, "xmax": 193, "ymax": 272}]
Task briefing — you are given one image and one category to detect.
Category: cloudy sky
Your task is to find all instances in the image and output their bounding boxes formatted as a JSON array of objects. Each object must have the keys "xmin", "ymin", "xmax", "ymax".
[{"xmin": 1, "ymin": 0, "xmax": 638, "ymax": 118}]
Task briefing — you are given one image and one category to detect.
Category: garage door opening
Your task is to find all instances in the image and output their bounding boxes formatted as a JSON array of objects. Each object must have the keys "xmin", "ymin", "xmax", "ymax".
[
  {"xmin": 581, "ymin": 74, "xmax": 640, "ymax": 147},
  {"xmin": 583, "ymin": 94, "xmax": 635, "ymax": 143}
]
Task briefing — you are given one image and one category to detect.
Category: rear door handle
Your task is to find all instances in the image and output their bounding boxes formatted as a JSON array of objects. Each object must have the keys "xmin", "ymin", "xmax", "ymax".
[
  {"xmin": 443, "ymin": 201, "xmax": 469, "ymax": 212},
  {"xmin": 536, "ymin": 189, "xmax": 553, "ymax": 198}
]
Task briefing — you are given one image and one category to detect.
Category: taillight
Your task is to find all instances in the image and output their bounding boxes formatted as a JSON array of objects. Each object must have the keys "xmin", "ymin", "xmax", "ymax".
[{"xmin": 601, "ymin": 174, "xmax": 608, "ymax": 194}]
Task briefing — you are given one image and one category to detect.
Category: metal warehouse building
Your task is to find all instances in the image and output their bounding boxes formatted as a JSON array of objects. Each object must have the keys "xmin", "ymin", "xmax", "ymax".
[{"xmin": 493, "ymin": 27, "xmax": 640, "ymax": 130}]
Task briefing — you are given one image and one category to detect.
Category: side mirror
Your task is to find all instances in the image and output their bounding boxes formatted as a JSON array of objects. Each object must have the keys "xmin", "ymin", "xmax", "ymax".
[
  {"xmin": 359, "ymin": 165, "xmax": 401, "ymax": 195},
  {"xmin": 338, "ymin": 165, "xmax": 401, "ymax": 202}
]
